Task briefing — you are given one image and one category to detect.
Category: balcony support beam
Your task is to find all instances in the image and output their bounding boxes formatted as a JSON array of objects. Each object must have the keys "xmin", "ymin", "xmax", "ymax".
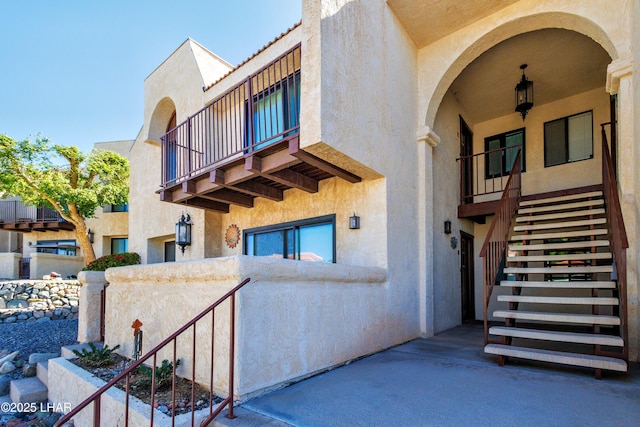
[
  {"xmin": 288, "ymin": 138, "xmax": 361, "ymax": 183},
  {"xmin": 211, "ymin": 170, "xmax": 283, "ymax": 201}
]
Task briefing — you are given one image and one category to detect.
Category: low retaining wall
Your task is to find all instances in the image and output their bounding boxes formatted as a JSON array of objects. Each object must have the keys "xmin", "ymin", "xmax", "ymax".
[
  {"xmin": 0, "ymin": 279, "xmax": 81, "ymax": 324},
  {"xmin": 101, "ymin": 255, "xmax": 393, "ymax": 401},
  {"xmin": 49, "ymin": 357, "xmax": 211, "ymax": 427}
]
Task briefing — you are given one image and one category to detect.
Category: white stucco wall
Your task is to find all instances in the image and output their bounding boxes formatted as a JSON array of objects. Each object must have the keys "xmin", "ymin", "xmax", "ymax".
[
  {"xmin": 0, "ymin": 253, "xmax": 20, "ymax": 279},
  {"xmin": 104, "ymin": 256, "xmax": 388, "ymax": 400}
]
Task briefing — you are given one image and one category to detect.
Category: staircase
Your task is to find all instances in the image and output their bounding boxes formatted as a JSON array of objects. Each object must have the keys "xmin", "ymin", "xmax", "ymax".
[{"xmin": 484, "ymin": 189, "xmax": 628, "ymax": 376}]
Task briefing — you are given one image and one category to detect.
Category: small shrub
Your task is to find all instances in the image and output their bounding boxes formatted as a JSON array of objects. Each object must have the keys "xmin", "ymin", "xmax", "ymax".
[
  {"xmin": 83, "ymin": 252, "xmax": 141, "ymax": 271},
  {"xmin": 73, "ymin": 343, "xmax": 121, "ymax": 367},
  {"xmin": 136, "ymin": 359, "xmax": 181, "ymax": 390}
]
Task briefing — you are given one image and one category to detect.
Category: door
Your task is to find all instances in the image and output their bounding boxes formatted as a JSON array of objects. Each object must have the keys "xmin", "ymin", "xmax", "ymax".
[
  {"xmin": 460, "ymin": 231, "xmax": 475, "ymax": 323},
  {"xmin": 460, "ymin": 116, "xmax": 473, "ymax": 204}
]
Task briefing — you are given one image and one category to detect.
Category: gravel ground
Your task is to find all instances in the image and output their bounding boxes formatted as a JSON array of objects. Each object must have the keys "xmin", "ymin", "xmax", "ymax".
[{"xmin": 0, "ymin": 320, "xmax": 78, "ymax": 380}]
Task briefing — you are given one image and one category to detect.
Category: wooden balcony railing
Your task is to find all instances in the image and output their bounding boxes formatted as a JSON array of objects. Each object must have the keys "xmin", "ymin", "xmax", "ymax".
[
  {"xmin": 479, "ymin": 151, "xmax": 522, "ymax": 345},
  {"xmin": 458, "ymin": 144, "xmax": 523, "ymax": 204},
  {"xmin": 161, "ymin": 45, "xmax": 301, "ymax": 188},
  {"xmin": 601, "ymin": 127, "xmax": 628, "ymax": 361},
  {"xmin": 54, "ymin": 277, "xmax": 251, "ymax": 427},
  {"xmin": 0, "ymin": 200, "xmax": 63, "ymax": 223}
]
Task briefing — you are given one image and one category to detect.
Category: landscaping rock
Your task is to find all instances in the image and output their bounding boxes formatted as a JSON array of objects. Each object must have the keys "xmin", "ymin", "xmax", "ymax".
[
  {"xmin": 22, "ymin": 363, "xmax": 36, "ymax": 377},
  {"xmin": 0, "ymin": 361, "xmax": 16, "ymax": 374}
]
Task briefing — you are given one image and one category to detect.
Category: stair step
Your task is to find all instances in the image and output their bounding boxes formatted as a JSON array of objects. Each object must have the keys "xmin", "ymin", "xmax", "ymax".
[
  {"xmin": 484, "ymin": 344, "xmax": 627, "ymax": 372},
  {"xmin": 489, "ymin": 326, "xmax": 624, "ymax": 346},
  {"xmin": 519, "ymin": 191, "xmax": 603, "ymax": 207},
  {"xmin": 504, "ymin": 265, "xmax": 613, "ymax": 274},
  {"xmin": 513, "ymin": 218, "xmax": 606, "ymax": 232},
  {"xmin": 9, "ymin": 377, "xmax": 47, "ymax": 404},
  {"xmin": 500, "ymin": 280, "xmax": 616, "ymax": 289},
  {"xmin": 511, "ymin": 228, "xmax": 608, "ymax": 241},
  {"xmin": 518, "ymin": 199, "xmax": 604, "ymax": 215},
  {"xmin": 37, "ymin": 361, "xmax": 48, "ymax": 387},
  {"xmin": 507, "ymin": 253, "xmax": 612, "ymax": 263},
  {"xmin": 509, "ymin": 240, "xmax": 610, "ymax": 251},
  {"xmin": 497, "ymin": 295, "xmax": 619, "ymax": 305},
  {"xmin": 493, "ymin": 310, "xmax": 620, "ymax": 325},
  {"xmin": 516, "ymin": 208, "xmax": 605, "ymax": 223}
]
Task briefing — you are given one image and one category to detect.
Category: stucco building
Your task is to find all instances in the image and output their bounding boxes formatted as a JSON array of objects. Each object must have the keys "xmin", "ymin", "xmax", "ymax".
[{"xmin": 107, "ymin": 0, "xmax": 639, "ymax": 400}]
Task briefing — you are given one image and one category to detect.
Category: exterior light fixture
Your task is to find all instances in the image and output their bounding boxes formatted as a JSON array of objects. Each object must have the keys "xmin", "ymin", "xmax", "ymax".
[
  {"xmin": 87, "ymin": 229, "xmax": 94, "ymax": 244},
  {"xmin": 349, "ymin": 213, "xmax": 360, "ymax": 230},
  {"xmin": 175, "ymin": 213, "xmax": 192, "ymax": 254},
  {"xmin": 515, "ymin": 64, "xmax": 534, "ymax": 120},
  {"xmin": 444, "ymin": 220, "xmax": 452, "ymax": 235}
]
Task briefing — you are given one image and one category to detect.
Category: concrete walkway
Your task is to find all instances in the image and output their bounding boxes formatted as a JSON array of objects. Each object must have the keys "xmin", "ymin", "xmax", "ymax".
[{"xmin": 215, "ymin": 324, "xmax": 639, "ymax": 427}]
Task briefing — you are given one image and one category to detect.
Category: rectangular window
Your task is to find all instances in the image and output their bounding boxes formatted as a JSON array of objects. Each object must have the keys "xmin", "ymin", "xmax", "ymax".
[
  {"xmin": 111, "ymin": 204, "xmax": 128, "ymax": 212},
  {"xmin": 111, "ymin": 238, "xmax": 128, "ymax": 255},
  {"xmin": 244, "ymin": 215, "xmax": 335, "ymax": 263},
  {"xmin": 36, "ymin": 240, "xmax": 77, "ymax": 256},
  {"xmin": 484, "ymin": 128, "xmax": 525, "ymax": 178},
  {"xmin": 544, "ymin": 111, "xmax": 593, "ymax": 167}
]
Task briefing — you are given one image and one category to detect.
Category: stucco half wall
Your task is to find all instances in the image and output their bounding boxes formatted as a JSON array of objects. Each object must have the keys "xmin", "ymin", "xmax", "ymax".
[{"xmin": 104, "ymin": 255, "xmax": 397, "ymax": 400}]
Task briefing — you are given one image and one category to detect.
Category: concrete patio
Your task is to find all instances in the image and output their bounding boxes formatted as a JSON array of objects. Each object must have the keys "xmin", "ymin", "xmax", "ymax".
[{"xmin": 214, "ymin": 324, "xmax": 639, "ymax": 427}]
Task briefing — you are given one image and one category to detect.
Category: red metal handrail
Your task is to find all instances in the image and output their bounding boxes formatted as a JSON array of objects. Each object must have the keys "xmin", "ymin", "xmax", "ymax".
[
  {"xmin": 54, "ymin": 277, "xmax": 251, "ymax": 427},
  {"xmin": 457, "ymin": 144, "xmax": 522, "ymax": 204},
  {"xmin": 601, "ymin": 128, "xmax": 628, "ymax": 361},
  {"xmin": 161, "ymin": 44, "xmax": 301, "ymax": 188},
  {"xmin": 479, "ymin": 151, "xmax": 522, "ymax": 345}
]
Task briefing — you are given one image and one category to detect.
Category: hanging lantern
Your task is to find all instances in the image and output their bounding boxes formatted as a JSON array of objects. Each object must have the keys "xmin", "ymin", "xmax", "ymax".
[
  {"xmin": 175, "ymin": 213, "xmax": 192, "ymax": 254},
  {"xmin": 515, "ymin": 64, "xmax": 534, "ymax": 120}
]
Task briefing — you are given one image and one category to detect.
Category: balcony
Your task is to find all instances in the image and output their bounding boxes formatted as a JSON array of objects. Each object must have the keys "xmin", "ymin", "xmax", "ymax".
[
  {"xmin": 0, "ymin": 200, "xmax": 73, "ymax": 232},
  {"xmin": 457, "ymin": 145, "xmax": 523, "ymax": 222},
  {"xmin": 160, "ymin": 44, "xmax": 361, "ymax": 212}
]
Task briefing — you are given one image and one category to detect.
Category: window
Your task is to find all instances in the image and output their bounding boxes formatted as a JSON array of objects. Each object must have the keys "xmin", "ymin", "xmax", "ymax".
[
  {"xmin": 36, "ymin": 240, "xmax": 77, "ymax": 256},
  {"xmin": 111, "ymin": 238, "xmax": 128, "ymax": 255},
  {"xmin": 246, "ymin": 71, "xmax": 300, "ymax": 151},
  {"xmin": 544, "ymin": 111, "xmax": 593, "ymax": 167},
  {"xmin": 111, "ymin": 203, "xmax": 128, "ymax": 212},
  {"xmin": 244, "ymin": 215, "xmax": 335, "ymax": 263},
  {"xmin": 484, "ymin": 128, "xmax": 525, "ymax": 178}
]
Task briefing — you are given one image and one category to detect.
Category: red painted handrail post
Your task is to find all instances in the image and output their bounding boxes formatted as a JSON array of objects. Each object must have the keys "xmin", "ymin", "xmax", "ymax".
[{"xmin": 227, "ymin": 293, "xmax": 237, "ymax": 419}]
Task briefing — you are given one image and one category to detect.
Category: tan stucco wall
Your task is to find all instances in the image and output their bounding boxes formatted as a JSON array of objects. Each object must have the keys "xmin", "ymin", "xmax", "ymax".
[
  {"xmin": 472, "ymin": 87, "xmax": 610, "ymax": 200},
  {"xmin": 218, "ymin": 177, "xmax": 386, "ymax": 268},
  {"xmin": 0, "ymin": 253, "xmax": 20, "ymax": 279},
  {"xmin": 30, "ymin": 253, "xmax": 84, "ymax": 279},
  {"xmin": 104, "ymin": 256, "xmax": 388, "ymax": 400}
]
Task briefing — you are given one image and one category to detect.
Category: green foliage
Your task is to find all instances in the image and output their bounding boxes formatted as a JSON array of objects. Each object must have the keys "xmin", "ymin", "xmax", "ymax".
[
  {"xmin": 72, "ymin": 343, "xmax": 121, "ymax": 367},
  {"xmin": 0, "ymin": 134, "xmax": 129, "ymax": 219},
  {"xmin": 82, "ymin": 252, "xmax": 141, "ymax": 271},
  {"xmin": 136, "ymin": 359, "xmax": 181, "ymax": 390}
]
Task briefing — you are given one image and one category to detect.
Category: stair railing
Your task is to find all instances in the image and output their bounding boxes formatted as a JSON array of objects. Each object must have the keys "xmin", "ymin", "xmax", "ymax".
[
  {"xmin": 480, "ymin": 151, "xmax": 522, "ymax": 345},
  {"xmin": 54, "ymin": 277, "xmax": 251, "ymax": 427},
  {"xmin": 601, "ymin": 128, "xmax": 629, "ymax": 361}
]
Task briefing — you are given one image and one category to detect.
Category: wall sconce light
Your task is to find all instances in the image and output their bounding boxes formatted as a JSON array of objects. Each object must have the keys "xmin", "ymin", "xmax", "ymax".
[
  {"xmin": 444, "ymin": 220, "xmax": 452, "ymax": 235},
  {"xmin": 175, "ymin": 213, "xmax": 192, "ymax": 254},
  {"xmin": 515, "ymin": 63, "xmax": 534, "ymax": 120},
  {"xmin": 87, "ymin": 229, "xmax": 94, "ymax": 244},
  {"xmin": 349, "ymin": 213, "xmax": 360, "ymax": 230}
]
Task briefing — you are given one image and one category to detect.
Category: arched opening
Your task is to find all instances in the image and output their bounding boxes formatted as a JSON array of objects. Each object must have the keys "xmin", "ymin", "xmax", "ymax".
[
  {"xmin": 148, "ymin": 97, "xmax": 177, "ymax": 143},
  {"xmin": 429, "ymin": 26, "xmax": 614, "ymax": 332}
]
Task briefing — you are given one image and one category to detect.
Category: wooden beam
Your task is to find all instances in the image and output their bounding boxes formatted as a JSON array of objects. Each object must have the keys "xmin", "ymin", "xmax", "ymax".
[
  {"xmin": 201, "ymin": 189, "xmax": 254, "ymax": 208},
  {"xmin": 234, "ymin": 181, "xmax": 284, "ymax": 201},
  {"xmin": 288, "ymin": 137, "xmax": 361, "ymax": 183},
  {"xmin": 160, "ymin": 190, "xmax": 173, "ymax": 202},
  {"xmin": 183, "ymin": 197, "xmax": 230, "ymax": 213},
  {"xmin": 270, "ymin": 169, "xmax": 318, "ymax": 193}
]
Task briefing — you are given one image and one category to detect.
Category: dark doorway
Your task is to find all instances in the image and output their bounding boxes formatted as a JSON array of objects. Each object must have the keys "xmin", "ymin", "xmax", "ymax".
[
  {"xmin": 460, "ymin": 231, "xmax": 475, "ymax": 323},
  {"xmin": 460, "ymin": 116, "xmax": 473, "ymax": 204},
  {"xmin": 164, "ymin": 241, "xmax": 176, "ymax": 262}
]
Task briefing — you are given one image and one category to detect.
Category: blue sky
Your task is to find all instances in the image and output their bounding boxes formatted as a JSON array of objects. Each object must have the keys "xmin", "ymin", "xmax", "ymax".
[{"xmin": 0, "ymin": 0, "xmax": 301, "ymax": 153}]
